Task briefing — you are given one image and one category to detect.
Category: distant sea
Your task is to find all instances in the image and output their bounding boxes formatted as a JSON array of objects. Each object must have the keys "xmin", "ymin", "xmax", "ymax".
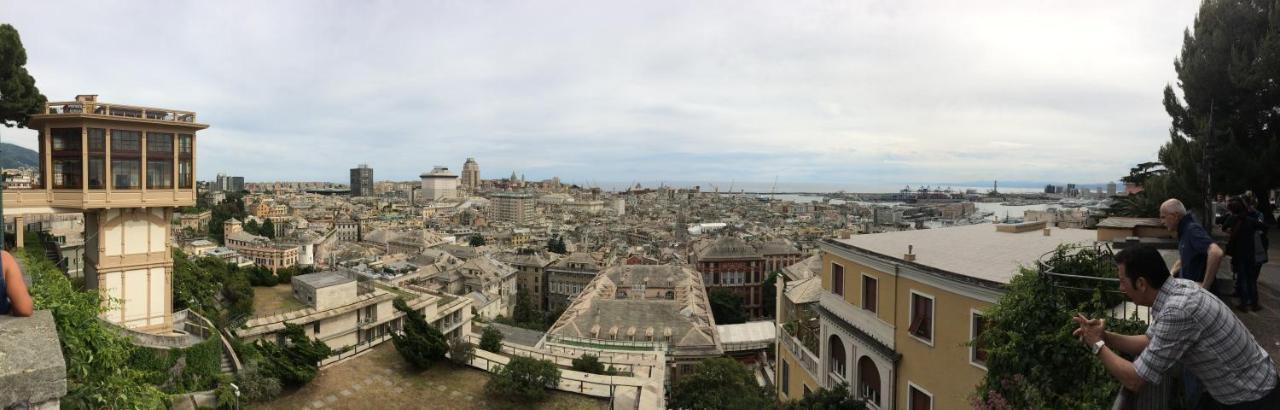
[{"xmin": 594, "ymin": 180, "xmax": 1089, "ymax": 194}]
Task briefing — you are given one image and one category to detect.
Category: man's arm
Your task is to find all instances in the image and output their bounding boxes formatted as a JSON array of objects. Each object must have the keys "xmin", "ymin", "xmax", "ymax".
[
  {"xmin": 1203, "ymin": 242, "xmax": 1224, "ymax": 289},
  {"xmin": 1170, "ymin": 260, "xmax": 1181, "ymax": 278},
  {"xmin": 4, "ymin": 251, "xmax": 33, "ymax": 317},
  {"xmin": 1104, "ymin": 332, "xmax": 1150, "ymax": 356},
  {"xmin": 1098, "ymin": 345, "xmax": 1146, "ymax": 392}
]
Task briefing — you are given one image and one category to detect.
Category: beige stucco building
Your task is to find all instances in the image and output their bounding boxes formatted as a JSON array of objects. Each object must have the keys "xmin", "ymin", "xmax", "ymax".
[
  {"xmin": 7, "ymin": 95, "xmax": 204, "ymax": 332},
  {"xmin": 238, "ymin": 271, "xmax": 473, "ymax": 363},
  {"xmin": 775, "ymin": 223, "xmax": 1097, "ymax": 409}
]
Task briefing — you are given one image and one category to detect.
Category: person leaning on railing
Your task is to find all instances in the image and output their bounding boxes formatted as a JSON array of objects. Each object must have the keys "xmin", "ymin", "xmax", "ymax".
[
  {"xmin": 1, "ymin": 250, "xmax": 33, "ymax": 317},
  {"xmin": 1073, "ymin": 245, "xmax": 1279, "ymax": 409}
]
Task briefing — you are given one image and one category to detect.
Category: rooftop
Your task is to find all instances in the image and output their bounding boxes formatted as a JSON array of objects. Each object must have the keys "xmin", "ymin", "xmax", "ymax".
[
  {"xmin": 830, "ymin": 224, "xmax": 1097, "ymax": 284},
  {"xmin": 294, "ymin": 271, "xmax": 355, "ymax": 289},
  {"xmin": 697, "ymin": 236, "xmax": 761, "ymax": 260}
]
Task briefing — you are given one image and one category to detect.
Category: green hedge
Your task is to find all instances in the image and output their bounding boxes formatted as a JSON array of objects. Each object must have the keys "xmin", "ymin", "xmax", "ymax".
[
  {"xmin": 129, "ymin": 338, "xmax": 224, "ymax": 393},
  {"xmin": 22, "ymin": 248, "xmax": 170, "ymax": 408}
]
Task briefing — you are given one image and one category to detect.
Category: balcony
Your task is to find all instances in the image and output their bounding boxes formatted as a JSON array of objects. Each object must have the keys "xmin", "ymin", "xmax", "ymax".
[
  {"xmin": 43, "ymin": 101, "xmax": 198, "ymax": 124},
  {"xmin": 818, "ymin": 292, "xmax": 894, "ymax": 349},
  {"xmin": 780, "ymin": 330, "xmax": 821, "ymax": 380}
]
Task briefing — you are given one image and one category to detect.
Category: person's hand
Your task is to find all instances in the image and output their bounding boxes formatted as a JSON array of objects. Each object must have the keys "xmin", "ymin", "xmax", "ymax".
[{"xmin": 1071, "ymin": 313, "xmax": 1105, "ymax": 345}]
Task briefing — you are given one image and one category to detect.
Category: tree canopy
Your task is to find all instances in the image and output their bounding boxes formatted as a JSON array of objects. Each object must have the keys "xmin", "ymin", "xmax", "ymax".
[
  {"xmin": 390, "ymin": 298, "xmax": 449, "ymax": 369},
  {"xmin": 485, "ymin": 356, "xmax": 561, "ymax": 402},
  {"xmin": 479, "ymin": 326, "xmax": 504, "ymax": 353},
  {"xmin": 783, "ymin": 383, "xmax": 866, "ymax": 410},
  {"xmin": 670, "ymin": 357, "xmax": 774, "ymax": 410},
  {"xmin": 708, "ymin": 288, "xmax": 748, "ymax": 324},
  {"xmin": 1157, "ymin": 0, "xmax": 1280, "ymax": 215},
  {"xmin": 972, "ymin": 246, "xmax": 1149, "ymax": 409},
  {"xmin": 0, "ymin": 24, "xmax": 46, "ymax": 128},
  {"xmin": 254, "ymin": 323, "xmax": 333, "ymax": 388}
]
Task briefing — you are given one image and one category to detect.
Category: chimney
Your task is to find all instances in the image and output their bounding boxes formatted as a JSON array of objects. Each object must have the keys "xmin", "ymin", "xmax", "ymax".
[{"xmin": 904, "ymin": 245, "xmax": 916, "ymax": 262}]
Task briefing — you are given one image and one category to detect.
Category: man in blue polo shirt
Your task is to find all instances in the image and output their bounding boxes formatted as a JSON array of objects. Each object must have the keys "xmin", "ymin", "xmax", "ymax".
[
  {"xmin": 1158, "ymin": 198, "xmax": 1226, "ymax": 407},
  {"xmin": 1160, "ymin": 199, "xmax": 1224, "ymax": 292}
]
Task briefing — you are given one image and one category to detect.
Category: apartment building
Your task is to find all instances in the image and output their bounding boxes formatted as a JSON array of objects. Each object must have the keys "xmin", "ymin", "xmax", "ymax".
[
  {"xmin": 224, "ymin": 218, "xmax": 300, "ymax": 273},
  {"xmin": 544, "ymin": 252, "xmax": 603, "ymax": 312},
  {"xmin": 238, "ymin": 271, "xmax": 473, "ymax": 363},
  {"xmin": 775, "ymin": 222, "xmax": 1096, "ymax": 409}
]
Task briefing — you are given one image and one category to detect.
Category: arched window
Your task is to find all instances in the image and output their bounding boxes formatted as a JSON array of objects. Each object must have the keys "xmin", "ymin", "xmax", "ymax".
[
  {"xmin": 858, "ymin": 356, "xmax": 881, "ymax": 406},
  {"xmin": 828, "ymin": 334, "xmax": 847, "ymax": 379}
]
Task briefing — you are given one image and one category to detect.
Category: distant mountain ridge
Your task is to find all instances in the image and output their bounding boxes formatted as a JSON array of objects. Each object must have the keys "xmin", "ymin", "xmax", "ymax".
[{"xmin": 0, "ymin": 143, "xmax": 39, "ymax": 169}]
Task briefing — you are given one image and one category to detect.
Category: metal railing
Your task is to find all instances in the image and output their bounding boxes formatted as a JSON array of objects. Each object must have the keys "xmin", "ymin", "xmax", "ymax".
[
  {"xmin": 463, "ymin": 351, "xmax": 645, "ymax": 410},
  {"xmin": 780, "ymin": 333, "xmax": 820, "ymax": 378},
  {"xmin": 44, "ymin": 101, "xmax": 197, "ymax": 123},
  {"xmin": 1039, "ymin": 243, "xmax": 1153, "ymax": 323},
  {"xmin": 470, "ymin": 335, "xmax": 656, "ymax": 379},
  {"xmin": 320, "ymin": 333, "xmax": 392, "ymax": 368},
  {"xmin": 544, "ymin": 334, "xmax": 668, "ymax": 352}
]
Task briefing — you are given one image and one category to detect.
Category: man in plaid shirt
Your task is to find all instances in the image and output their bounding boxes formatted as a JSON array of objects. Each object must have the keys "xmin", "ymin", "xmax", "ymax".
[{"xmin": 1073, "ymin": 245, "xmax": 1278, "ymax": 409}]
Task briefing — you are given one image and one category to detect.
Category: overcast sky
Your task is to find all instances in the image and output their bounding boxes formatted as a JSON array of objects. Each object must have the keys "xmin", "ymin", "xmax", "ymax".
[{"xmin": 2, "ymin": 1, "xmax": 1201, "ymax": 190}]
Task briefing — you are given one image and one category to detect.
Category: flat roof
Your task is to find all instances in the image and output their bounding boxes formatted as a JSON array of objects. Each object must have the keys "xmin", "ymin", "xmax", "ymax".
[
  {"xmin": 831, "ymin": 224, "xmax": 1097, "ymax": 284},
  {"xmin": 293, "ymin": 271, "xmax": 354, "ymax": 289},
  {"xmin": 1097, "ymin": 217, "xmax": 1164, "ymax": 229}
]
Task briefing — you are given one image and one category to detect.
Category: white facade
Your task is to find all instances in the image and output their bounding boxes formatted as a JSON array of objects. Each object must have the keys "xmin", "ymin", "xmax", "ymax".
[{"xmin": 421, "ymin": 166, "xmax": 459, "ymax": 202}]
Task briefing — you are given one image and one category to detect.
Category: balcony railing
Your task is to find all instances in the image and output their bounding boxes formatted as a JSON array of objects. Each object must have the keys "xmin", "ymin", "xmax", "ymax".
[
  {"xmin": 44, "ymin": 101, "xmax": 197, "ymax": 123},
  {"xmin": 780, "ymin": 331, "xmax": 820, "ymax": 379}
]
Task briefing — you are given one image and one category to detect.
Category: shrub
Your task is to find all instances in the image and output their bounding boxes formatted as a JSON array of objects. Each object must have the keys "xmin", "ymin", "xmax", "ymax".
[
  {"xmin": 235, "ymin": 362, "xmax": 282, "ymax": 402},
  {"xmin": 571, "ymin": 354, "xmax": 608, "ymax": 375},
  {"xmin": 479, "ymin": 326, "xmax": 504, "ymax": 353},
  {"xmin": 972, "ymin": 245, "xmax": 1149, "ymax": 409},
  {"xmin": 485, "ymin": 356, "xmax": 561, "ymax": 402},
  {"xmin": 783, "ymin": 383, "xmax": 865, "ymax": 410},
  {"xmin": 449, "ymin": 339, "xmax": 476, "ymax": 366}
]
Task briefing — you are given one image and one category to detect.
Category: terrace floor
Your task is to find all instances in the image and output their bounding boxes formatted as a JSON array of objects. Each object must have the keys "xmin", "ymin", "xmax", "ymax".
[
  {"xmin": 252, "ymin": 284, "xmax": 308, "ymax": 317},
  {"xmin": 1233, "ymin": 226, "xmax": 1280, "ymax": 360},
  {"xmin": 251, "ymin": 342, "xmax": 607, "ymax": 410}
]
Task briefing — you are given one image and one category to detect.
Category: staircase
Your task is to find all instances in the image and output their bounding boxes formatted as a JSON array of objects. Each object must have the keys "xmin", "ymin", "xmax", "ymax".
[{"xmin": 219, "ymin": 350, "xmax": 234, "ymax": 374}]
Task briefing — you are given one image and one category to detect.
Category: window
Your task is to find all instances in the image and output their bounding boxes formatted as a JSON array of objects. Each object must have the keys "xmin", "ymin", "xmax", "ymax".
[
  {"xmin": 858, "ymin": 356, "xmax": 881, "ymax": 406},
  {"xmin": 781, "ymin": 362, "xmax": 790, "ymax": 397},
  {"xmin": 908, "ymin": 291, "xmax": 934, "ymax": 344},
  {"xmin": 111, "ymin": 130, "xmax": 141, "ymax": 189},
  {"xmin": 803, "ymin": 385, "xmax": 812, "ymax": 397},
  {"xmin": 87, "ymin": 129, "xmax": 105, "ymax": 189},
  {"xmin": 831, "ymin": 263, "xmax": 845, "ymax": 296},
  {"xmin": 909, "ymin": 383, "xmax": 932, "ymax": 410},
  {"xmin": 50, "ymin": 128, "xmax": 82, "ymax": 189},
  {"xmin": 828, "ymin": 334, "xmax": 847, "ymax": 379},
  {"xmin": 313, "ymin": 321, "xmax": 321, "ymax": 334},
  {"xmin": 971, "ymin": 310, "xmax": 988, "ymax": 368},
  {"xmin": 145, "ymin": 133, "xmax": 174, "ymax": 189},
  {"xmin": 862, "ymin": 275, "xmax": 877, "ymax": 313}
]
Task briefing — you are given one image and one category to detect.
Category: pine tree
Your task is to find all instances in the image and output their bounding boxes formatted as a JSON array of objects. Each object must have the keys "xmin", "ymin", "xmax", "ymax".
[
  {"xmin": 0, "ymin": 24, "xmax": 46, "ymax": 128},
  {"xmin": 390, "ymin": 298, "xmax": 448, "ymax": 369}
]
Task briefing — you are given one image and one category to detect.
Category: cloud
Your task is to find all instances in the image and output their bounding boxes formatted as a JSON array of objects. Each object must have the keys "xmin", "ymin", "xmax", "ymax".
[{"xmin": 2, "ymin": 0, "xmax": 1200, "ymax": 190}]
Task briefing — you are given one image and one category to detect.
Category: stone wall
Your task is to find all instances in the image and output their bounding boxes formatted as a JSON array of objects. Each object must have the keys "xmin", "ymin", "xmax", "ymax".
[{"xmin": 0, "ymin": 310, "xmax": 67, "ymax": 409}]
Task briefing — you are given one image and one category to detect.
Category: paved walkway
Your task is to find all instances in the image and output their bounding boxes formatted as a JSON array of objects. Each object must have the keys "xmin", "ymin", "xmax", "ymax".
[{"xmin": 1231, "ymin": 227, "xmax": 1280, "ymax": 359}]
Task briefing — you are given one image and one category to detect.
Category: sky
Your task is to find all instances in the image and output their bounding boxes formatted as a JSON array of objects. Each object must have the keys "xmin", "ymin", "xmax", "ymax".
[{"xmin": 2, "ymin": 0, "xmax": 1202, "ymax": 191}]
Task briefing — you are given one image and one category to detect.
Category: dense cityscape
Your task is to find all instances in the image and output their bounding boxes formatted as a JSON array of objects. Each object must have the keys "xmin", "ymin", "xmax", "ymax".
[{"xmin": 3, "ymin": 1, "xmax": 1280, "ymax": 410}]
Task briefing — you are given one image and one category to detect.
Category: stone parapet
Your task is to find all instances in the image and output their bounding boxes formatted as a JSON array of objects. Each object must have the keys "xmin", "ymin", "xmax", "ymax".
[{"xmin": 0, "ymin": 310, "xmax": 67, "ymax": 409}]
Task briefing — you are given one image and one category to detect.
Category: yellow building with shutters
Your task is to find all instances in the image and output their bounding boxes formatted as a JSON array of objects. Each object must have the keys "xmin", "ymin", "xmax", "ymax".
[{"xmin": 774, "ymin": 222, "xmax": 1097, "ymax": 409}]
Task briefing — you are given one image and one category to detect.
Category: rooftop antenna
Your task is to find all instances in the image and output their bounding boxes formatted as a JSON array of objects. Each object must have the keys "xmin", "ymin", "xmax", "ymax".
[{"xmin": 770, "ymin": 175, "xmax": 778, "ymax": 201}]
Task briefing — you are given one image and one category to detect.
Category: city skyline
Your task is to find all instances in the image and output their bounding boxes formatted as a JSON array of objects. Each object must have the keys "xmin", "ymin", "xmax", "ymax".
[{"xmin": 3, "ymin": 0, "xmax": 1197, "ymax": 186}]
